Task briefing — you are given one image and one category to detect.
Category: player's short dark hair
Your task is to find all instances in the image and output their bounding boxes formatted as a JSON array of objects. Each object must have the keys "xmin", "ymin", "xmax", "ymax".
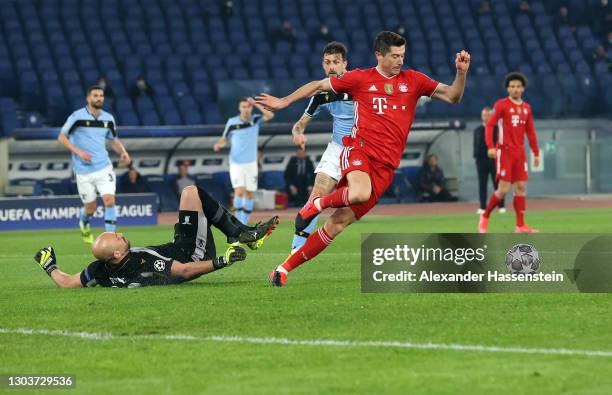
[
  {"xmin": 374, "ymin": 31, "xmax": 406, "ymax": 56},
  {"xmin": 323, "ymin": 41, "xmax": 348, "ymax": 60},
  {"xmin": 87, "ymin": 85, "xmax": 104, "ymax": 96},
  {"xmin": 504, "ymin": 72, "xmax": 528, "ymax": 88},
  {"xmin": 239, "ymin": 97, "xmax": 250, "ymax": 104}
]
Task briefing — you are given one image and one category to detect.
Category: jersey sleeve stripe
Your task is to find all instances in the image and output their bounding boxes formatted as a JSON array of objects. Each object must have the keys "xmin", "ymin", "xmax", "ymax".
[
  {"xmin": 497, "ymin": 119, "xmax": 504, "ymax": 145},
  {"xmin": 429, "ymin": 82, "xmax": 442, "ymax": 98},
  {"xmin": 303, "ymin": 96, "xmax": 317, "ymax": 117},
  {"xmin": 328, "ymin": 77, "xmax": 338, "ymax": 94},
  {"xmin": 221, "ymin": 121, "xmax": 231, "ymax": 138}
]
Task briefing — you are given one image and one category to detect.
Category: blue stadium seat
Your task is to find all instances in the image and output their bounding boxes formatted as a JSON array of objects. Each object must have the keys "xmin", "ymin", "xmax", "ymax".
[
  {"xmin": 119, "ymin": 111, "xmax": 140, "ymax": 126},
  {"xmin": 0, "ymin": 0, "xmax": 606, "ymax": 123},
  {"xmin": 23, "ymin": 111, "xmax": 43, "ymax": 128},
  {"xmin": 171, "ymin": 81, "xmax": 191, "ymax": 98},
  {"xmin": 145, "ymin": 174, "xmax": 178, "ymax": 212},
  {"xmin": 141, "ymin": 111, "xmax": 161, "ymax": 126},
  {"xmin": 40, "ymin": 178, "xmax": 71, "ymax": 196},
  {"xmin": 261, "ymin": 171, "xmax": 285, "ymax": 191},
  {"xmin": 136, "ymin": 96, "xmax": 155, "ymax": 112},
  {"xmin": 162, "ymin": 110, "xmax": 183, "ymax": 125},
  {"xmin": 399, "ymin": 166, "xmax": 421, "ymax": 188},
  {"xmin": 231, "ymin": 67, "xmax": 250, "ymax": 80},
  {"xmin": 194, "ymin": 174, "xmax": 228, "ymax": 206},
  {"xmin": 202, "ymin": 102, "xmax": 222, "ymax": 124}
]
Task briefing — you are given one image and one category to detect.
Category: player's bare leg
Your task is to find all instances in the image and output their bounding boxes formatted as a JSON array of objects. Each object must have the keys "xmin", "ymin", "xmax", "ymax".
[
  {"xmin": 271, "ymin": 207, "xmax": 356, "ymax": 286},
  {"xmin": 101, "ymin": 194, "xmax": 117, "ymax": 232},
  {"xmin": 479, "ymin": 180, "xmax": 511, "ymax": 233},
  {"xmin": 291, "ymin": 172, "xmax": 338, "ymax": 253},
  {"xmin": 180, "ymin": 185, "xmax": 204, "ymax": 211},
  {"xmin": 295, "ymin": 170, "xmax": 371, "ymax": 231},
  {"xmin": 80, "ymin": 200, "xmax": 96, "ymax": 244},
  {"xmin": 512, "ymin": 181, "xmax": 538, "ymax": 233}
]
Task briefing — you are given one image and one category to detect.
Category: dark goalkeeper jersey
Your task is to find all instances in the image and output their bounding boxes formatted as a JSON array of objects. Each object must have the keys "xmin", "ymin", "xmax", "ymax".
[{"xmin": 79, "ymin": 244, "xmax": 180, "ymax": 288}]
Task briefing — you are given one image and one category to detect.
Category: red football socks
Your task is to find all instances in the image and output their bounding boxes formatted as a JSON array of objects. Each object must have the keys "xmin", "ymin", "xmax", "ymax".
[
  {"xmin": 318, "ymin": 186, "xmax": 351, "ymax": 209},
  {"xmin": 514, "ymin": 195, "xmax": 526, "ymax": 227},
  {"xmin": 484, "ymin": 192, "xmax": 502, "ymax": 217},
  {"xmin": 282, "ymin": 227, "xmax": 335, "ymax": 272}
]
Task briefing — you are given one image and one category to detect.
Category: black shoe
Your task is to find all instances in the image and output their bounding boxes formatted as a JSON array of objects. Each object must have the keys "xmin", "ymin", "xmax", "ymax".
[
  {"xmin": 294, "ymin": 198, "xmax": 320, "ymax": 232},
  {"xmin": 227, "ymin": 216, "xmax": 279, "ymax": 249}
]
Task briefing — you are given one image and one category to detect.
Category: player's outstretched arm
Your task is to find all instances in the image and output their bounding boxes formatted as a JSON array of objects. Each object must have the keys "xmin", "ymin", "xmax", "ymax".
[
  {"xmin": 255, "ymin": 78, "xmax": 332, "ymax": 111},
  {"xmin": 170, "ymin": 245, "xmax": 247, "ymax": 279},
  {"xmin": 247, "ymin": 97, "xmax": 275, "ymax": 121},
  {"xmin": 33, "ymin": 247, "xmax": 83, "ymax": 288},
  {"xmin": 431, "ymin": 50, "xmax": 471, "ymax": 104}
]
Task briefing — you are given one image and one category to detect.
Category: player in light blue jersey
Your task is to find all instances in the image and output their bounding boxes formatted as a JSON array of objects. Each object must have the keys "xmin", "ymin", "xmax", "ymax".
[
  {"xmin": 57, "ymin": 86, "xmax": 131, "ymax": 243},
  {"xmin": 214, "ymin": 97, "xmax": 274, "ymax": 224},
  {"xmin": 285, "ymin": 42, "xmax": 354, "ymax": 255}
]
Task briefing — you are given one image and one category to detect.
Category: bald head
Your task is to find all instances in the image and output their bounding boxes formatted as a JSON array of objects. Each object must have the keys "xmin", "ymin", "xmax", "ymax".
[{"xmin": 92, "ymin": 232, "xmax": 130, "ymax": 263}]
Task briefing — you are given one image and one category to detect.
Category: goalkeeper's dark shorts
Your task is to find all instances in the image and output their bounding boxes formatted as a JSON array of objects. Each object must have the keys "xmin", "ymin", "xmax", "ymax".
[{"xmin": 172, "ymin": 212, "xmax": 216, "ymax": 263}]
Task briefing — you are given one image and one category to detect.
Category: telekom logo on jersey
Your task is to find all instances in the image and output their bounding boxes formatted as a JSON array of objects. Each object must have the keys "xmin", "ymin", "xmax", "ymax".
[{"xmin": 372, "ymin": 97, "xmax": 408, "ymax": 115}]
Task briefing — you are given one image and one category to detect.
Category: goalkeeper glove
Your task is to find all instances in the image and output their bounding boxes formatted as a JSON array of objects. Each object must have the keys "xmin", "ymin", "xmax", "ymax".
[
  {"xmin": 212, "ymin": 244, "xmax": 247, "ymax": 270},
  {"xmin": 34, "ymin": 246, "xmax": 58, "ymax": 276}
]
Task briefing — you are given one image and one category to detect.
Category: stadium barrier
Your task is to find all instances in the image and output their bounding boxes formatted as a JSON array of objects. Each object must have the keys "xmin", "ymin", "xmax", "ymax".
[
  {"xmin": 4, "ymin": 121, "xmax": 464, "ymax": 210},
  {"xmin": 0, "ymin": 193, "xmax": 157, "ymax": 231}
]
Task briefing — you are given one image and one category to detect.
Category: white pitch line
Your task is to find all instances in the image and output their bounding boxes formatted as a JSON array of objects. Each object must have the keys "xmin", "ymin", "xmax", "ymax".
[{"xmin": 1, "ymin": 327, "xmax": 611, "ymax": 358}]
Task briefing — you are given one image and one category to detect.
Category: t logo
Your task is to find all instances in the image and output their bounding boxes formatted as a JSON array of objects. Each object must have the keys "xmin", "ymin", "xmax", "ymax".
[
  {"xmin": 372, "ymin": 97, "xmax": 387, "ymax": 114},
  {"xmin": 511, "ymin": 115, "xmax": 519, "ymax": 127},
  {"xmin": 182, "ymin": 216, "xmax": 190, "ymax": 224}
]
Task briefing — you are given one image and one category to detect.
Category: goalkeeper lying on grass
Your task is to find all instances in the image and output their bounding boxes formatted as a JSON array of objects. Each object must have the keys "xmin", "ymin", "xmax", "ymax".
[{"xmin": 34, "ymin": 185, "xmax": 279, "ymax": 288}]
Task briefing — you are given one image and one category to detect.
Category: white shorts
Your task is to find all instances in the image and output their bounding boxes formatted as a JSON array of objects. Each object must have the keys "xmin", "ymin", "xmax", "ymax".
[
  {"xmin": 229, "ymin": 161, "xmax": 258, "ymax": 191},
  {"xmin": 314, "ymin": 141, "xmax": 343, "ymax": 181},
  {"xmin": 75, "ymin": 165, "xmax": 116, "ymax": 203}
]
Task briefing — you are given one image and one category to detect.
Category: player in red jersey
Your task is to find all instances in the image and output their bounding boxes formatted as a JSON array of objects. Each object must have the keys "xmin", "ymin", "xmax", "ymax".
[
  {"xmin": 256, "ymin": 31, "xmax": 470, "ymax": 286},
  {"xmin": 478, "ymin": 72, "xmax": 540, "ymax": 234}
]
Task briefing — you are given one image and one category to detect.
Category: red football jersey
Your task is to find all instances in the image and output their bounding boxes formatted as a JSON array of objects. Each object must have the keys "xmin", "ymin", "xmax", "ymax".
[
  {"xmin": 329, "ymin": 67, "xmax": 439, "ymax": 168},
  {"xmin": 485, "ymin": 97, "xmax": 539, "ymax": 156}
]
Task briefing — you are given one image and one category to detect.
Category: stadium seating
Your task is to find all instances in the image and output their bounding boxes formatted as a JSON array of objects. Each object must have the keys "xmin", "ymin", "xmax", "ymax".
[
  {"xmin": 144, "ymin": 174, "xmax": 179, "ymax": 212},
  {"xmin": 0, "ymin": 0, "xmax": 609, "ymax": 134}
]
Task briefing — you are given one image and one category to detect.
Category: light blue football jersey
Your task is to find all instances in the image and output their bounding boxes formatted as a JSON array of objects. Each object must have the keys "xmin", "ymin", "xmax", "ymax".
[
  {"xmin": 304, "ymin": 92, "xmax": 354, "ymax": 145},
  {"xmin": 59, "ymin": 107, "xmax": 117, "ymax": 174},
  {"xmin": 222, "ymin": 114, "xmax": 263, "ymax": 164}
]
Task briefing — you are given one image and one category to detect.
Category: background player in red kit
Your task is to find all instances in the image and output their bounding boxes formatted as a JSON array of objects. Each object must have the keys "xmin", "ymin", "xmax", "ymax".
[
  {"xmin": 256, "ymin": 31, "xmax": 470, "ymax": 286},
  {"xmin": 478, "ymin": 72, "xmax": 540, "ymax": 234}
]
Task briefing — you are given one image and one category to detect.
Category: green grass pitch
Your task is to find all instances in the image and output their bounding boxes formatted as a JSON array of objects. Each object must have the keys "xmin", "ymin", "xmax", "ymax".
[{"xmin": 1, "ymin": 208, "xmax": 612, "ymax": 394}]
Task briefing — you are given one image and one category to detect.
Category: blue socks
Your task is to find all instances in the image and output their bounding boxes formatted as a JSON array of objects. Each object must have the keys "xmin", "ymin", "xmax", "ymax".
[
  {"xmin": 291, "ymin": 214, "xmax": 319, "ymax": 253},
  {"xmin": 104, "ymin": 206, "xmax": 117, "ymax": 232},
  {"xmin": 242, "ymin": 198, "xmax": 254, "ymax": 224},
  {"xmin": 80, "ymin": 207, "xmax": 92, "ymax": 225},
  {"xmin": 233, "ymin": 195, "xmax": 245, "ymax": 224},
  {"xmin": 233, "ymin": 195, "xmax": 254, "ymax": 224}
]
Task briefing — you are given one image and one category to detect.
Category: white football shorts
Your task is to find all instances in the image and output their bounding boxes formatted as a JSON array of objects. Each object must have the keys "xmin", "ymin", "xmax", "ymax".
[
  {"xmin": 314, "ymin": 141, "xmax": 343, "ymax": 181},
  {"xmin": 229, "ymin": 161, "xmax": 258, "ymax": 191},
  {"xmin": 75, "ymin": 165, "xmax": 116, "ymax": 203}
]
